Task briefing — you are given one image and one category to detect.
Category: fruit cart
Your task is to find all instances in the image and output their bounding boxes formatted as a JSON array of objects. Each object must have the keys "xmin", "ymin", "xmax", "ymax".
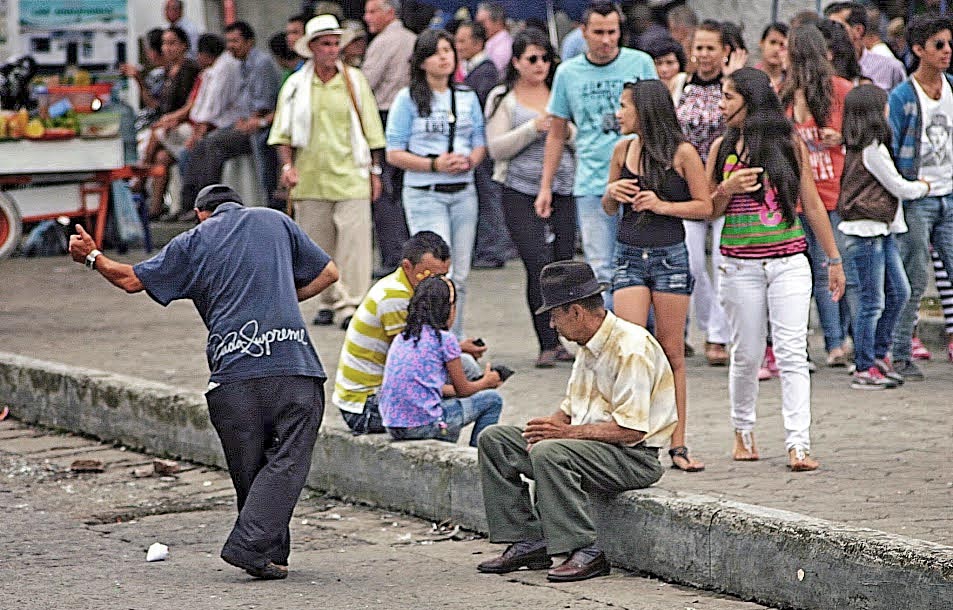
[
  {"xmin": 0, "ymin": 83, "xmax": 125, "ymax": 259},
  {"xmin": 0, "ymin": 135, "xmax": 125, "ymax": 259}
]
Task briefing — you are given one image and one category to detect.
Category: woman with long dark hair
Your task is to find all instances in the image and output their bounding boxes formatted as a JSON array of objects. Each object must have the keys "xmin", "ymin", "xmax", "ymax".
[
  {"xmin": 781, "ymin": 24, "xmax": 854, "ymax": 368},
  {"xmin": 603, "ymin": 79, "xmax": 712, "ymax": 472},
  {"xmin": 708, "ymin": 67, "xmax": 846, "ymax": 472},
  {"xmin": 817, "ymin": 19, "xmax": 865, "ymax": 84},
  {"xmin": 485, "ymin": 29, "xmax": 577, "ymax": 368},
  {"xmin": 386, "ymin": 30, "xmax": 487, "ymax": 337}
]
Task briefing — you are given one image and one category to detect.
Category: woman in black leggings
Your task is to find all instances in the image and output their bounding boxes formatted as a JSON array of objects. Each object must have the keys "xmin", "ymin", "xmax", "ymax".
[{"xmin": 485, "ymin": 29, "xmax": 577, "ymax": 368}]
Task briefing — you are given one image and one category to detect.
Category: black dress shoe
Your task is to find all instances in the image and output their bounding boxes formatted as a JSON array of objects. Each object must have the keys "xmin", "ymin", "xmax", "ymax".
[
  {"xmin": 477, "ymin": 540, "xmax": 551, "ymax": 573},
  {"xmin": 313, "ymin": 309, "xmax": 334, "ymax": 326},
  {"xmin": 221, "ymin": 551, "xmax": 288, "ymax": 580},
  {"xmin": 546, "ymin": 548, "xmax": 611, "ymax": 582}
]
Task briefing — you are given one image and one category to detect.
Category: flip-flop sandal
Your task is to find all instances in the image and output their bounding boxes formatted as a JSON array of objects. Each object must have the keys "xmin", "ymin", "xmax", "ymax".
[{"xmin": 668, "ymin": 446, "xmax": 705, "ymax": 472}]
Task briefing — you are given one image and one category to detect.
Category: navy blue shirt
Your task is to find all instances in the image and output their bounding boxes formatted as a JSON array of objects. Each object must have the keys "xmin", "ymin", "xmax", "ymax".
[{"xmin": 133, "ymin": 203, "xmax": 331, "ymax": 383}]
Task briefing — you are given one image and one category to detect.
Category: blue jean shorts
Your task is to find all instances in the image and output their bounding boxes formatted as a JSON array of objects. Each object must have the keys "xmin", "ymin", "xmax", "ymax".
[{"xmin": 612, "ymin": 242, "xmax": 694, "ymax": 295}]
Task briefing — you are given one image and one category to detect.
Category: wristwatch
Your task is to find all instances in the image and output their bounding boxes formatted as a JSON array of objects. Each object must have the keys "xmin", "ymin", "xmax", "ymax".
[
  {"xmin": 85, "ymin": 249, "xmax": 102, "ymax": 270},
  {"xmin": 370, "ymin": 164, "xmax": 383, "ymax": 176}
]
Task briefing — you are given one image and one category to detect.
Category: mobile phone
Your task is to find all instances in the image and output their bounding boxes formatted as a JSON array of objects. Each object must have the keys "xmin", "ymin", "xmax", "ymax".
[
  {"xmin": 472, "ymin": 338, "xmax": 485, "ymax": 347},
  {"xmin": 491, "ymin": 365, "xmax": 514, "ymax": 383}
]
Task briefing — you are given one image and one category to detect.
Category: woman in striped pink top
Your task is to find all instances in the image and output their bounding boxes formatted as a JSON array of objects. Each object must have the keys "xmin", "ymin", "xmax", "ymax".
[{"xmin": 705, "ymin": 68, "xmax": 846, "ymax": 472}]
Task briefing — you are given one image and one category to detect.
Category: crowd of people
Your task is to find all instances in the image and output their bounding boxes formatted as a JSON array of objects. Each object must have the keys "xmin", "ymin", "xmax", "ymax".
[{"xmin": 109, "ymin": 0, "xmax": 953, "ymax": 584}]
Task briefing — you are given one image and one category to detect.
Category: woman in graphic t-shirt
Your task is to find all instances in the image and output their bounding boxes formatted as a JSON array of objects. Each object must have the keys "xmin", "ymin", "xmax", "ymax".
[
  {"xmin": 707, "ymin": 68, "xmax": 845, "ymax": 473},
  {"xmin": 386, "ymin": 30, "xmax": 486, "ymax": 337},
  {"xmin": 781, "ymin": 24, "xmax": 854, "ymax": 368}
]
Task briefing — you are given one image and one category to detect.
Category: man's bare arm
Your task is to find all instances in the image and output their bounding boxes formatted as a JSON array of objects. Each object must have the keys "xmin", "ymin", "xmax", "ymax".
[
  {"xmin": 68, "ymin": 225, "xmax": 144, "ymax": 293},
  {"xmin": 523, "ymin": 411, "xmax": 645, "ymax": 446},
  {"xmin": 297, "ymin": 261, "xmax": 339, "ymax": 302}
]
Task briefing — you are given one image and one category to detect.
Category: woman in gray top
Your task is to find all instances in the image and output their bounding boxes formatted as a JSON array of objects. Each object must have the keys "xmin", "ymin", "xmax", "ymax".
[{"xmin": 485, "ymin": 29, "xmax": 576, "ymax": 368}]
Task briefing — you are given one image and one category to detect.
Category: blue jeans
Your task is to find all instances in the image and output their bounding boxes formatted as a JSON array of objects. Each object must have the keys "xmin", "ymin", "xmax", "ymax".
[
  {"xmin": 403, "ymin": 184, "xmax": 478, "ymax": 337},
  {"xmin": 800, "ymin": 210, "xmax": 851, "ymax": 351},
  {"xmin": 893, "ymin": 194, "xmax": 953, "ymax": 360},
  {"xmin": 843, "ymin": 234, "xmax": 910, "ymax": 372},
  {"xmin": 386, "ymin": 389, "xmax": 503, "ymax": 447},
  {"xmin": 612, "ymin": 242, "xmax": 694, "ymax": 295},
  {"xmin": 576, "ymin": 195, "xmax": 618, "ymax": 309}
]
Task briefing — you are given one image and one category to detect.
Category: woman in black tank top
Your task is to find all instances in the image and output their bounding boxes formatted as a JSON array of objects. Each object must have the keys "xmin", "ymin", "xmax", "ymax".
[{"xmin": 602, "ymin": 79, "xmax": 713, "ymax": 472}]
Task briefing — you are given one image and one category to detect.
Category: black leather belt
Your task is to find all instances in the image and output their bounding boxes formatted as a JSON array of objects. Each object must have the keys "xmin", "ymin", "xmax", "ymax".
[{"xmin": 410, "ymin": 182, "xmax": 469, "ymax": 194}]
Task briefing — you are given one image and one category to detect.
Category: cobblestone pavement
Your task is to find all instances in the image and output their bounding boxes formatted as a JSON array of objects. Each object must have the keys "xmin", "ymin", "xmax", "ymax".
[
  {"xmin": 2, "ymin": 255, "xmax": 951, "ymax": 546},
  {"xmin": 0, "ymin": 418, "xmax": 774, "ymax": 609}
]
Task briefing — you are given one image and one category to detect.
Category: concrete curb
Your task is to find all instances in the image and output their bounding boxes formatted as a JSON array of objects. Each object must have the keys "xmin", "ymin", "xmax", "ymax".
[{"xmin": 1, "ymin": 352, "xmax": 950, "ymax": 610}]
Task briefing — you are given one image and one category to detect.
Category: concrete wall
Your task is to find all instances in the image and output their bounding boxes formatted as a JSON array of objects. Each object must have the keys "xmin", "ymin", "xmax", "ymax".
[
  {"xmin": 690, "ymin": 0, "xmax": 820, "ymax": 57},
  {"xmin": 2, "ymin": 351, "xmax": 951, "ymax": 610}
]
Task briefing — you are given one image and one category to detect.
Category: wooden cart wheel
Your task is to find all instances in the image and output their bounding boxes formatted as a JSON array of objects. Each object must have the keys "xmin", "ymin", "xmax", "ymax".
[{"xmin": 0, "ymin": 191, "xmax": 23, "ymax": 260}]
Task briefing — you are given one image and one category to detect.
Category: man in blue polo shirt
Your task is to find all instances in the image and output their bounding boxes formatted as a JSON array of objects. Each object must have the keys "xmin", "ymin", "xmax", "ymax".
[
  {"xmin": 536, "ymin": 1, "xmax": 656, "ymax": 308},
  {"xmin": 68, "ymin": 184, "xmax": 339, "ymax": 580}
]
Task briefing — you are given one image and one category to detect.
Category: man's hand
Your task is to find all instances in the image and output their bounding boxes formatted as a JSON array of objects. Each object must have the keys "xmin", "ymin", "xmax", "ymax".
[
  {"xmin": 69, "ymin": 224, "xmax": 97, "ymax": 263},
  {"xmin": 281, "ymin": 165, "xmax": 300, "ymax": 189},
  {"xmin": 234, "ymin": 117, "xmax": 258, "ymax": 134},
  {"xmin": 523, "ymin": 414, "xmax": 572, "ymax": 449},
  {"xmin": 459, "ymin": 338, "xmax": 488, "ymax": 359},
  {"xmin": 370, "ymin": 174, "xmax": 382, "ymax": 202}
]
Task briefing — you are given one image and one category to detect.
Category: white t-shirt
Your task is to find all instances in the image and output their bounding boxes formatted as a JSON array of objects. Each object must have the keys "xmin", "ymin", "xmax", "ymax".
[{"xmin": 913, "ymin": 77, "xmax": 953, "ymax": 196}]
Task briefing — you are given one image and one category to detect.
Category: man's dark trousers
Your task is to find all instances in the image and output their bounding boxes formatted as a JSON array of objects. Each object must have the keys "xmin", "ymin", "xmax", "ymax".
[
  {"xmin": 181, "ymin": 127, "xmax": 252, "ymax": 210},
  {"xmin": 374, "ymin": 110, "xmax": 410, "ymax": 269},
  {"xmin": 473, "ymin": 158, "xmax": 514, "ymax": 266},
  {"xmin": 207, "ymin": 375, "xmax": 324, "ymax": 569}
]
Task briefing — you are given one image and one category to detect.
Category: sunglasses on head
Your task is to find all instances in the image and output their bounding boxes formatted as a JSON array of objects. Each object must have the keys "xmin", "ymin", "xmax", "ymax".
[{"xmin": 524, "ymin": 53, "xmax": 552, "ymax": 64}]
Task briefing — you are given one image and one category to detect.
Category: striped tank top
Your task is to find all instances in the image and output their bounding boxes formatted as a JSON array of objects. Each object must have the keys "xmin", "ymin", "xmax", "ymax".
[{"xmin": 720, "ymin": 154, "xmax": 807, "ymax": 259}]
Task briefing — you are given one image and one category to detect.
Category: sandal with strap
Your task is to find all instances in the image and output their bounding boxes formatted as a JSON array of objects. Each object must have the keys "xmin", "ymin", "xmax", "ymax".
[{"xmin": 668, "ymin": 446, "xmax": 705, "ymax": 472}]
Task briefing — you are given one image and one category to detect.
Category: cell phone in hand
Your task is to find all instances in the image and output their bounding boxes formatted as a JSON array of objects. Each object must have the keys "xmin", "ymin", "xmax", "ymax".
[
  {"xmin": 472, "ymin": 338, "xmax": 485, "ymax": 347},
  {"xmin": 491, "ymin": 365, "xmax": 514, "ymax": 383}
]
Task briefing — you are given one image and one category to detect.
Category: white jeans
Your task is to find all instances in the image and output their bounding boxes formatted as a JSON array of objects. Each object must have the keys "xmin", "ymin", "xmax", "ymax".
[
  {"xmin": 684, "ymin": 218, "xmax": 729, "ymax": 344},
  {"xmin": 719, "ymin": 254, "xmax": 812, "ymax": 451}
]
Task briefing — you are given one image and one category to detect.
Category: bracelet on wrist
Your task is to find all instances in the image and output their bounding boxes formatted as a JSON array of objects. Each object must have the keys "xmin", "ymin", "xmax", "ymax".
[
  {"xmin": 827, "ymin": 256, "xmax": 842, "ymax": 266},
  {"xmin": 430, "ymin": 157, "xmax": 438, "ymax": 172}
]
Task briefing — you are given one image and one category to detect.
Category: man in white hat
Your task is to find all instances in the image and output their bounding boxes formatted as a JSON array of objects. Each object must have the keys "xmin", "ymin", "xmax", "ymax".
[{"xmin": 269, "ymin": 14, "xmax": 386, "ymax": 331}]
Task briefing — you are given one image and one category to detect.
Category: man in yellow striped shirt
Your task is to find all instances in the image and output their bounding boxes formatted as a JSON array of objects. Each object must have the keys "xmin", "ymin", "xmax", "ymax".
[{"xmin": 333, "ymin": 231, "xmax": 486, "ymax": 433}]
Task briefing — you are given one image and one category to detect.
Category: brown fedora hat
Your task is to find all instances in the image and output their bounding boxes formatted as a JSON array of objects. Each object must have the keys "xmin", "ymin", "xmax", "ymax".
[{"xmin": 535, "ymin": 260, "xmax": 608, "ymax": 314}]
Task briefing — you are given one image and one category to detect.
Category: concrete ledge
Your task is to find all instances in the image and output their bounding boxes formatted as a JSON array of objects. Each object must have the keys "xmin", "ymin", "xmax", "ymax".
[{"xmin": 1, "ymin": 352, "xmax": 951, "ymax": 610}]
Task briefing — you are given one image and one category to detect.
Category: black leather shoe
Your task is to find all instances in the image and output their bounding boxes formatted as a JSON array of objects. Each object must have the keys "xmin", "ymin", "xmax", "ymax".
[
  {"xmin": 313, "ymin": 309, "xmax": 334, "ymax": 326},
  {"xmin": 477, "ymin": 540, "xmax": 551, "ymax": 573},
  {"xmin": 546, "ymin": 548, "xmax": 611, "ymax": 582},
  {"xmin": 221, "ymin": 551, "xmax": 288, "ymax": 580}
]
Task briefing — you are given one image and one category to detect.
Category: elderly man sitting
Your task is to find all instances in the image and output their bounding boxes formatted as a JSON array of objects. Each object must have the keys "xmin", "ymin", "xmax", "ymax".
[{"xmin": 476, "ymin": 261, "xmax": 677, "ymax": 582}]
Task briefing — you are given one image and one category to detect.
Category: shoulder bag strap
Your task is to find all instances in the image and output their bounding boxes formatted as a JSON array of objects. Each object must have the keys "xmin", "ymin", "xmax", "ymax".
[
  {"xmin": 447, "ymin": 86, "xmax": 457, "ymax": 153},
  {"xmin": 341, "ymin": 66, "xmax": 368, "ymax": 140}
]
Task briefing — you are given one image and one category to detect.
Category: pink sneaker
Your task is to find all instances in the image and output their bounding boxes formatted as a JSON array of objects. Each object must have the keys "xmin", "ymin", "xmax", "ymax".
[
  {"xmin": 758, "ymin": 346, "xmax": 780, "ymax": 381},
  {"xmin": 911, "ymin": 337, "xmax": 932, "ymax": 360}
]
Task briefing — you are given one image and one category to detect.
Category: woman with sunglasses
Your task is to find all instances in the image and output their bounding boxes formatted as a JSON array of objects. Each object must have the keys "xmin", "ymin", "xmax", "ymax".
[
  {"xmin": 604, "ymin": 79, "xmax": 712, "ymax": 472},
  {"xmin": 386, "ymin": 30, "xmax": 486, "ymax": 337},
  {"xmin": 707, "ymin": 68, "xmax": 845, "ymax": 472},
  {"xmin": 485, "ymin": 29, "xmax": 577, "ymax": 368}
]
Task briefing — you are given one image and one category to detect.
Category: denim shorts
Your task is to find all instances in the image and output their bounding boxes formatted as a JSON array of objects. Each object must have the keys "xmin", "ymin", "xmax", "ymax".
[{"xmin": 612, "ymin": 242, "xmax": 694, "ymax": 295}]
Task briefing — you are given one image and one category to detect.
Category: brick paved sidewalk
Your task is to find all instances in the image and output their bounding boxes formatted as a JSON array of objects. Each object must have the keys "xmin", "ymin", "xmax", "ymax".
[{"xmin": 2, "ymin": 255, "xmax": 951, "ymax": 546}]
